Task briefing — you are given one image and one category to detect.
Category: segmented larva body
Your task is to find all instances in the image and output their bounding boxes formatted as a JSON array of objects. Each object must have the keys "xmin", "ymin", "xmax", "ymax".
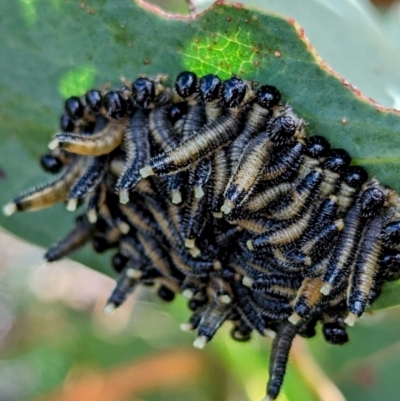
[{"xmin": 4, "ymin": 71, "xmax": 400, "ymax": 401}]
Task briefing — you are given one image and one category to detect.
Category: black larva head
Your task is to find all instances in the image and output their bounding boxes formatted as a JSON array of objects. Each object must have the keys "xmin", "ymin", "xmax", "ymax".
[
  {"xmin": 343, "ymin": 166, "xmax": 368, "ymax": 189},
  {"xmin": 175, "ymin": 71, "xmax": 197, "ymax": 98},
  {"xmin": 360, "ymin": 187, "xmax": 385, "ymax": 216},
  {"xmin": 323, "ymin": 323, "xmax": 349, "ymax": 345},
  {"xmin": 60, "ymin": 113, "xmax": 75, "ymax": 132},
  {"xmin": 305, "ymin": 135, "xmax": 331, "ymax": 158},
  {"xmin": 132, "ymin": 77, "xmax": 155, "ymax": 108},
  {"xmin": 169, "ymin": 101, "xmax": 187, "ymax": 124},
  {"xmin": 40, "ymin": 154, "xmax": 63, "ymax": 174},
  {"xmin": 256, "ymin": 85, "xmax": 281, "ymax": 108},
  {"xmin": 380, "ymin": 251, "xmax": 400, "ymax": 270},
  {"xmin": 199, "ymin": 74, "xmax": 222, "ymax": 102},
  {"xmin": 222, "ymin": 76, "xmax": 246, "ymax": 108},
  {"xmin": 269, "ymin": 115, "xmax": 296, "ymax": 141},
  {"xmin": 85, "ymin": 89, "xmax": 103, "ymax": 113},
  {"xmin": 323, "ymin": 149, "xmax": 351, "ymax": 174},
  {"xmin": 103, "ymin": 91, "xmax": 127, "ymax": 119},
  {"xmin": 64, "ymin": 96, "xmax": 84, "ymax": 120},
  {"xmin": 157, "ymin": 286, "xmax": 176, "ymax": 302},
  {"xmin": 111, "ymin": 252, "xmax": 129, "ymax": 273}
]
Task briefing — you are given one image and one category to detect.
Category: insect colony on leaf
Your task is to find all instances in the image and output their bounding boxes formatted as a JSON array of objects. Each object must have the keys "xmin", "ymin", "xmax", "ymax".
[{"xmin": 4, "ymin": 71, "xmax": 400, "ymax": 401}]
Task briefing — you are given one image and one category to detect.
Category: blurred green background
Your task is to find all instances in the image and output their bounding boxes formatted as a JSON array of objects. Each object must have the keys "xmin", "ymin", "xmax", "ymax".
[{"xmin": 1, "ymin": 1, "xmax": 400, "ymax": 401}]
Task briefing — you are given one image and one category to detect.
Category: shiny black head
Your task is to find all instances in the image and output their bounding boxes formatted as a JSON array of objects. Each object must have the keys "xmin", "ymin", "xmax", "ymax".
[
  {"xmin": 199, "ymin": 74, "xmax": 222, "ymax": 102},
  {"xmin": 169, "ymin": 101, "xmax": 187, "ymax": 124},
  {"xmin": 269, "ymin": 115, "xmax": 296, "ymax": 141},
  {"xmin": 85, "ymin": 90, "xmax": 102, "ymax": 113},
  {"xmin": 40, "ymin": 154, "xmax": 63, "ymax": 174},
  {"xmin": 175, "ymin": 71, "xmax": 197, "ymax": 98},
  {"xmin": 305, "ymin": 136, "xmax": 330, "ymax": 158},
  {"xmin": 343, "ymin": 166, "xmax": 368, "ymax": 189},
  {"xmin": 157, "ymin": 286, "xmax": 176, "ymax": 302},
  {"xmin": 103, "ymin": 91, "xmax": 127, "ymax": 119},
  {"xmin": 222, "ymin": 76, "xmax": 246, "ymax": 108},
  {"xmin": 256, "ymin": 85, "xmax": 281, "ymax": 108},
  {"xmin": 188, "ymin": 298, "xmax": 207, "ymax": 311},
  {"xmin": 323, "ymin": 323, "xmax": 349, "ymax": 345},
  {"xmin": 60, "ymin": 113, "xmax": 75, "ymax": 132},
  {"xmin": 230, "ymin": 326, "xmax": 251, "ymax": 342},
  {"xmin": 383, "ymin": 221, "xmax": 400, "ymax": 246},
  {"xmin": 111, "ymin": 252, "xmax": 129, "ymax": 273},
  {"xmin": 132, "ymin": 77, "xmax": 155, "ymax": 108},
  {"xmin": 360, "ymin": 187, "xmax": 385, "ymax": 216},
  {"xmin": 323, "ymin": 148, "xmax": 351, "ymax": 174},
  {"xmin": 380, "ymin": 251, "xmax": 400, "ymax": 271},
  {"xmin": 64, "ymin": 96, "xmax": 84, "ymax": 120},
  {"xmin": 92, "ymin": 236, "xmax": 115, "ymax": 253}
]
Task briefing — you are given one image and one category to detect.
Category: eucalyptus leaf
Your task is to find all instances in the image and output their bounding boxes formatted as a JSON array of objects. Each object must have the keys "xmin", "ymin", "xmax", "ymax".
[{"xmin": 1, "ymin": 0, "xmax": 400, "ymax": 307}]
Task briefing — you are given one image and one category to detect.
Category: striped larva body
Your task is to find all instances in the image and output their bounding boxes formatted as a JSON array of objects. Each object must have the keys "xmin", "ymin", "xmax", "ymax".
[
  {"xmin": 222, "ymin": 115, "xmax": 297, "ymax": 214},
  {"xmin": 269, "ymin": 169, "xmax": 323, "ymax": 220},
  {"xmin": 51, "ymin": 118, "xmax": 126, "ymax": 156},
  {"xmin": 140, "ymin": 76, "xmax": 254, "ymax": 178},
  {"xmin": 44, "ymin": 214, "xmax": 94, "ymax": 262},
  {"xmin": 266, "ymin": 322, "xmax": 297, "ymax": 401},
  {"xmin": 346, "ymin": 212, "xmax": 385, "ymax": 323},
  {"xmin": 228, "ymin": 85, "xmax": 281, "ymax": 170},
  {"xmin": 3, "ymin": 156, "xmax": 84, "ymax": 215},
  {"xmin": 67, "ymin": 154, "xmax": 108, "ymax": 210}
]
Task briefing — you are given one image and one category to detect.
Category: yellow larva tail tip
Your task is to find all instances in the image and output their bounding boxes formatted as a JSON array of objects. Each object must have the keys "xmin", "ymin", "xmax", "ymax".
[
  {"xmin": 180, "ymin": 323, "xmax": 193, "ymax": 332},
  {"xmin": 242, "ymin": 276, "xmax": 254, "ymax": 287},
  {"xmin": 104, "ymin": 303, "xmax": 116, "ymax": 315},
  {"xmin": 264, "ymin": 329, "xmax": 276, "ymax": 339},
  {"xmin": 220, "ymin": 199, "xmax": 235, "ymax": 215},
  {"xmin": 320, "ymin": 282, "xmax": 333, "ymax": 296},
  {"xmin": 246, "ymin": 239, "xmax": 254, "ymax": 251},
  {"xmin": 344, "ymin": 312, "xmax": 358, "ymax": 327},
  {"xmin": 184, "ymin": 238, "xmax": 195, "ymax": 249},
  {"xmin": 193, "ymin": 336, "xmax": 208, "ymax": 350},
  {"xmin": 48, "ymin": 139, "xmax": 59, "ymax": 150},
  {"xmin": 119, "ymin": 190, "xmax": 129, "ymax": 204},
  {"xmin": 194, "ymin": 186, "xmax": 205, "ymax": 199},
  {"xmin": 118, "ymin": 221, "xmax": 130, "ymax": 234},
  {"xmin": 182, "ymin": 289, "xmax": 194, "ymax": 299},
  {"xmin": 66, "ymin": 198, "xmax": 78, "ymax": 212},
  {"xmin": 171, "ymin": 191, "xmax": 182, "ymax": 205},
  {"xmin": 2, "ymin": 202, "xmax": 17, "ymax": 216},
  {"xmin": 189, "ymin": 246, "xmax": 201, "ymax": 258},
  {"xmin": 288, "ymin": 312, "xmax": 301, "ymax": 325},
  {"xmin": 335, "ymin": 219, "xmax": 345, "ymax": 231},
  {"xmin": 219, "ymin": 294, "xmax": 232, "ymax": 304},
  {"xmin": 213, "ymin": 260, "xmax": 222, "ymax": 270},
  {"xmin": 139, "ymin": 165, "xmax": 155, "ymax": 178},
  {"xmin": 212, "ymin": 211, "xmax": 223, "ymax": 218},
  {"xmin": 126, "ymin": 268, "xmax": 142, "ymax": 279},
  {"xmin": 87, "ymin": 209, "xmax": 98, "ymax": 224}
]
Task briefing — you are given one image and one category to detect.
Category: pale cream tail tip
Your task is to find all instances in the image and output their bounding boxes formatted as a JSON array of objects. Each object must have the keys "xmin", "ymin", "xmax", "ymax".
[
  {"xmin": 344, "ymin": 312, "xmax": 357, "ymax": 326},
  {"xmin": 185, "ymin": 238, "xmax": 195, "ymax": 249},
  {"xmin": 119, "ymin": 190, "xmax": 130, "ymax": 205},
  {"xmin": 2, "ymin": 202, "xmax": 17, "ymax": 216},
  {"xmin": 264, "ymin": 329, "xmax": 276, "ymax": 339},
  {"xmin": 220, "ymin": 199, "xmax": 234, "ymax": 215},
  {"xmin": 219, "ymin": 295, "xmax": 232, "ymax": 304},
  {"xmin": 189, "ymin": 247, "xmax": 201, "ymax": 258},
  {"xmin": 246, "ymin": 240, "xmax": 254, "ymax": 251},
  {"xmin": 194, "ymin": 186, "xmax": 205, "ymax": 199},
  {"xmin": 104, "ymin": 303, "xmax": 116, "ymax": 315},
  {"xmin": 261, "ymin": 396, "xmax": 273, "ymax": 401},
  {"xmin": 171, "ymin": 191, "xmax": 182, "ymax": 205},
  {"xmin": 87, "ymin": 209, "xmax": 98, "ymax": 224},
  {"xmin": 193, "ymin": 336, "xmax": 208, "ymax": 350},
  {"xmin": 139, "ymin": 165, "xmax": 155, "ymax": 178},
  {"xmin": 182, "ymin": 289, "xmax": 194, "ymax": 299},
  {"xmin": 320, "ymin": 282, "xmax": 333, "ymax": 296},
  {"xmin": 288, "ymin": 313, "xmax": 301, "ymax": 325},
  {"xmin": 242, "ymin": 276, "xmax": 254, "ymax": 287},
  {"xmin": 118, "ymin": 221, "xmax": 130, "ymax": 234},
  {"xmin": 66, "ymin": 198, "xmax": 78, "ymax": 212},
  {"xmin": 180, "ymin": 323, "xmax": 193, "ymax": 332},
  {"xmin": 48, "ymin": 139, "xmax": 59, "ymax": 150}
]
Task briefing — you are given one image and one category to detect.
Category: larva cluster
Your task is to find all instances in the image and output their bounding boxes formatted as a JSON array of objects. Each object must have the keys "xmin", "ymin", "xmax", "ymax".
[{"xmin": 4, "ymin": 71, "xmax": 400, "ymax": 401}]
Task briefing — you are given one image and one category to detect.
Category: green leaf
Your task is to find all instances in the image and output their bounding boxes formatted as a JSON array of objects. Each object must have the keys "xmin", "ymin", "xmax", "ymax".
[{"xmin": 1, "ymin": 0, "xmax": 400, "ymax": 306}]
